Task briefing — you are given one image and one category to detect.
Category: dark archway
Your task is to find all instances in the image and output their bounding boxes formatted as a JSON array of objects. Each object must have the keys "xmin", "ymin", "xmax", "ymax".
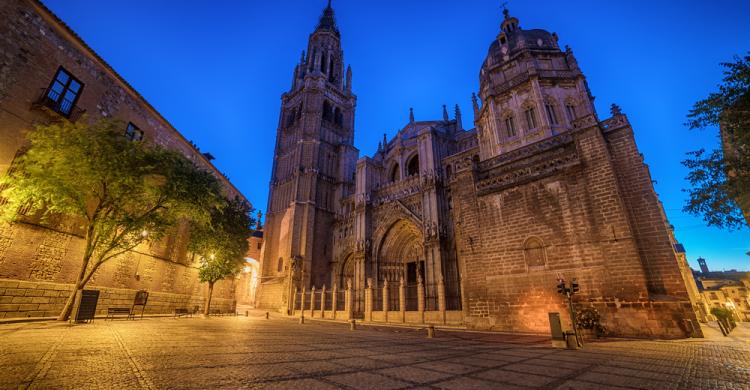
[{"xmin": 406, "ymin": 155, "xmax": 419, "ymax": 177}]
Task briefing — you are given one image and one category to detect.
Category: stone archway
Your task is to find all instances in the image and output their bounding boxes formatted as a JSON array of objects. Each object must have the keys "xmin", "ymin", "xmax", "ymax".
[
  {"xmin": 339, "ymin": 253, "xmax": 355, "ymax": 289},
  {"xmin": 375, "ymin": 219, "xmax": 424, "ymax": 284}
]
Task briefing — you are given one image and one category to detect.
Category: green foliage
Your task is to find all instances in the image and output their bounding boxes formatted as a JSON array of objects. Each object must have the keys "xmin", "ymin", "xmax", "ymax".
[
  {"xmin": 192, "ymin": 197, "xmax": 255, "ymax": 285},
  {"xmin": 710, "ymin": 307, "xmax": 735, "ymax": 324},
  {"xmin": 683, "ymin": 53, "xmax": 750, "ymax": 230},
  {"xmin": 576, "ymin": 306, "xmax": 607, "ymax": 336},
  {"xmin": 0, "ymin": 119, "xmax": 225, "ymax": 320}
]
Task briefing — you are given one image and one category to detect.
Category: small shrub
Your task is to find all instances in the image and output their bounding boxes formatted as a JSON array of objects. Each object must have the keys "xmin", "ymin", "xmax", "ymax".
[{"xmin": 576, "ymin": 306, "xmax": 607, "ymax": 337}]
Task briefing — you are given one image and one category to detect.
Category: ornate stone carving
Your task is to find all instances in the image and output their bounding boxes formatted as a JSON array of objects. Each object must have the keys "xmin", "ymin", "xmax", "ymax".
[
  {"xmin": 571, "ymin": 114, "xmax": 598, "ymax": 129},
  {"xmin": 600, "ymin": 114, "xmax": 630, "ymax": 132},
  {"xmin": 0, "ymin": 223, "xmax": 15, "ymax": 268},
  {"xmin": 29, "ymin": 230, "xmax": 71, "ymax": 281},
  {"xmin": 476, "ymin": 136, "xmax": 580, "ymax": 195}
]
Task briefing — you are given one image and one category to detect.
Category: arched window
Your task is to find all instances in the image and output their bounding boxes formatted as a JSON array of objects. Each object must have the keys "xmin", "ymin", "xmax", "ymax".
[
  {"xmin": 328, "ymin": 60, "xmax": 336, "ymax": 83},
  {"xmin": 445, "ymin": 164, "xmax": 452, "ymax": 180},
  {"xmin": 389, "ymin": 164, "xmax": 401, "ymax": 182},
  {"xmin": 524, "ymin": 237, "xmax": 546, "ymax": 269},
  {"xmin": 277, "ymin": 257, "xmax": 284, "ymax": 273},
  {"xmin": 309, "ymin": 48, "xmax": 317, "ymax": 72},
  {"xmin": 320, "ymin": 52, "xmax": 327, "ymax": 73},
  {"xmin": 334, "ymin": 107, "xmax": 343, "ymax": 126},
  {"xmin": 323, "ymin": 101, "xmax": 333, "ymax": 122},
  {"xmin": 565, "ymin": 103, "xmax": 577, "ymax": 122},
  {"xmin": 406, "ymin": 155, "xmax": 419, "ymax": 177},
  {"xmin": 286, "ymin": 108, "xmax": 296, "ymax": 127},
  {"xmin": 545, "ymin": 102, "xmax": 559, "ymax": 125},
  {"xmin": 504, "ymin": 115, "xmax": 517, "ymax": 138},
  {"xmin": 524, "ymin": 106, "xmax": 538, "ymax": 130}
]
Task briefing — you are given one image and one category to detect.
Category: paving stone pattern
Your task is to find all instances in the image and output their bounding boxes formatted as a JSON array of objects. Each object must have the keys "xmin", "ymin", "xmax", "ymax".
[{"xmin": 0, "ymin": 313, "xmax": 748, "ymax": 389}]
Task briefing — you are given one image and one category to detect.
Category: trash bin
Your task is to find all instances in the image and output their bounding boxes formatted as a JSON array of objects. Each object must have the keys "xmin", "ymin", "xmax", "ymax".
[{"xmin": 565, "ymin": 331, "xmax": 579, "ymax": 350}]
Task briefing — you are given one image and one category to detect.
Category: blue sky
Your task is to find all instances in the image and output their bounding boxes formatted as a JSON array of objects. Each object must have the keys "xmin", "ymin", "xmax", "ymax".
[{"xmin": 42, "ymin": 0, "xmax": 749, "ymax": 272}]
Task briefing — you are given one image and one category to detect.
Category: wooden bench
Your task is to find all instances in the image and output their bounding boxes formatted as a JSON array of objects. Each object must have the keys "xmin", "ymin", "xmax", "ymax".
[
  {"xmin": 106, "ymin": 307, "xmax": 132, "ymax": 320},
  {"xmin": 174, "ymin": 308, "xmax": 191, "ymax": 318}
]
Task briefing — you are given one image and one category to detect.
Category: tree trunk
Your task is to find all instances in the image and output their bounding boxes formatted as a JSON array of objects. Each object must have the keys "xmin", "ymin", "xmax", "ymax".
[
  {"xmin": 57, "ymin": 286, "xmax": 80, "ymax": 321},
  {"xmin": 57, "ymin": 257, "xmax": 90, "ymax": 321},
  {"xmin": 58, "ymin": 223, "xmax": 97, "ymax": 321},
  {"xmin": 204, "ymin": 281, "xmax": 214, "ymax": 317}
]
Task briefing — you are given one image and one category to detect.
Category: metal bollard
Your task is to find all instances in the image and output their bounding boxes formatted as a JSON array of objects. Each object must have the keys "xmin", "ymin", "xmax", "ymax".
[
  {"xmin": 349, "ymin": 319, "xmax": 356, "ymax": 331},
  {"xmin": 265, "ymin": 312, "xmax": 269, "ymax": 319},
  {"xmin": 426, "ymin": 325, "xmax": 435, "ymax": 338}
]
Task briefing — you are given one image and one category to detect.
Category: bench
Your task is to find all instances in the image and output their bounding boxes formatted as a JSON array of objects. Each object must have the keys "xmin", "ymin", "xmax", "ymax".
[
  {"xmin": 174, "ymin": 308, "xmax": 191, "ymax": 318},
  {"xmin": 106, "ymin": 307, "xmax": 133, "ymax": 320}
]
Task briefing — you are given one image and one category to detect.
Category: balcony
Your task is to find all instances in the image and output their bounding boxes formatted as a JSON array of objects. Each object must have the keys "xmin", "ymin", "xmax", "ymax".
[{"xmin": 32, "ymin": 88, "xmax": 86, "ymax": 122}]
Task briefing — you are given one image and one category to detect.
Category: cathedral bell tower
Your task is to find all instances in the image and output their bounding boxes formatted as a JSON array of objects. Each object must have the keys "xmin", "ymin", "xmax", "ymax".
[{"xmin": 257, "ymin": 1, "xmax": 358, "ymax": 311}]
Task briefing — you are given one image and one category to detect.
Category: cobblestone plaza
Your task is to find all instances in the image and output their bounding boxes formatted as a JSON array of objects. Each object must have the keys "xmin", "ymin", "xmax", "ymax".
[{"xmin": 1, "ymin": 312, "xmax": 748, "ymax": 389}]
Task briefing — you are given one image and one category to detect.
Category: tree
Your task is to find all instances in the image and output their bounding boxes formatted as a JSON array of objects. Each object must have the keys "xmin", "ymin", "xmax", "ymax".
[
  {"xmin": 683, "ymin": 53, "xmax": 750, "ymax": 230},
  {"xmin": 0, "ymin": 119, "xmax": 223, "ymax": 321},
  {"xmin": 190, "ymin": 196, "xmax": 254, "ymax": 316}
]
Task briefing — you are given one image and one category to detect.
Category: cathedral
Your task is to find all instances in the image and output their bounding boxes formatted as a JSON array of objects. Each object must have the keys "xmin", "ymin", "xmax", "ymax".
[{"xmin": 257, "ymin": 2, "xmax": 700, "ymax": 338}]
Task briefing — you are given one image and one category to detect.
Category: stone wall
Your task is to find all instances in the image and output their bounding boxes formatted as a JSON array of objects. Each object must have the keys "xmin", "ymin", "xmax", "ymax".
[
  {"xmin": 0, "ymin": 278, "xmax": 234, "ymax": 319},
  {"xmin": 0, "ymin": 0, "xmax": 245, "ymax": 319},
  {"xmin": 0, "ymin": 222, "xmax": 237, "ymax": 319},
  {"xmin": 449, "ymin": 118, "xmax": 699, "ymax": 339}
]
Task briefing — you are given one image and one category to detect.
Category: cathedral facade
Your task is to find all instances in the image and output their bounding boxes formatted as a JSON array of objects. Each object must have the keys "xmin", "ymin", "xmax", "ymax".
[{"xmin": 257, "ymin": 3, "xmax": 700, "ymax": 338}]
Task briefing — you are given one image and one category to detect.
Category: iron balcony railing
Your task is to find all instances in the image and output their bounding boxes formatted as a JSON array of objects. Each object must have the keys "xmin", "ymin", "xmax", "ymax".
[{"xmin": 33, "ymin": 88, "xmax": 86, "ymax": 122}]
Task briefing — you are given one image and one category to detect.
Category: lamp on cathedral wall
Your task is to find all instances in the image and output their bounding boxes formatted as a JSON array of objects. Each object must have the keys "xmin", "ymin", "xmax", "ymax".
[{"xmin": 133, "ymin": 229, "xmax": 149, "ymax": 281}]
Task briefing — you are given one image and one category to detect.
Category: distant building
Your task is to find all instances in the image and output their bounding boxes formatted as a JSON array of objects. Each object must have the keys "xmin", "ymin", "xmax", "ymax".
[
  {"xmin": 700, "ymin": 279, "xmax": 750, "ymax": 322},
  {"xmin": 698, "ymin": 257, "xmax": 710, "ymax": 274}
]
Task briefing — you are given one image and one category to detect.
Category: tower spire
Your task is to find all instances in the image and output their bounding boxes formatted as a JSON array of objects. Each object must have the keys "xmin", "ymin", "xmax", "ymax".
[
  {"xmin": 316, "ymin": 0, "xmax": 339, "ymax": 36},
  {"xmin": 455, "ymin": 104, "xmax": 463, "ymax": 131}
]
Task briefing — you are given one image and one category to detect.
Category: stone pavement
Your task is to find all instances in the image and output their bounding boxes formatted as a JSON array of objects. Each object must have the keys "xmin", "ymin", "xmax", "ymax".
[{"xmin": 1, "ymin": 312, "xmax": 748, "ymax": 390}]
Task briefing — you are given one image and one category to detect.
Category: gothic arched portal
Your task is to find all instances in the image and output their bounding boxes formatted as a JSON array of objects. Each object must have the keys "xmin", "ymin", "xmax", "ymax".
[{"xmin": 376, "ymin": 219, "xmax": 424, "ymax": 284}]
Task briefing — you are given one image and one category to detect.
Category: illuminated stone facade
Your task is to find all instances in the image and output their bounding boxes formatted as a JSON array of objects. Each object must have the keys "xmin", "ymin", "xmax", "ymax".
[
  {"xmin": 258, "ymin": 4, "xmax": 700, "ymax": 338},
  {"xmin": 0, "ymin": 0, "xmax": 245, "ymax": 318}
]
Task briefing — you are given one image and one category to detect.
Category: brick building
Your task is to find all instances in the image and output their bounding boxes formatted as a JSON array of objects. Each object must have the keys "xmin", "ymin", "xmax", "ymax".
[
  {"xmin": 0, "ymin": 0, "xmax": 248, "ymax": 318},
  {"xmin": 256, "ymin": 3, "xmax": 700, "ymax": 338}
]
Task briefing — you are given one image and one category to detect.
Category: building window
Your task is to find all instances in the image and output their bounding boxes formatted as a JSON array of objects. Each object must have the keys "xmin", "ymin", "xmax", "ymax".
[
  {"xmin": 390, "ymin": 164, "xmax": 400, "ymax": 182},
  {"xmin": 545, "ymin": 103, "xmax": 558, "ymax": 125},
  {"xmin": 286, "ymin": 108, "xmax": 296, "ymax": 127},
  {"xmin": 45, "ymin": 67, "xmax": 83, "ymax": 117},
  {"xmin": 406, "ymin": 155, "xmax": 419, "ymax": 177},
  {"xmin": 524, "ymin": 107, "xmax": 538, "ymax": 129},
  {"xmin": 524, "ymin": 237, "xmax": 546, "ymax": 269},
  {"xmin": 504, "ymin": 116, "xmax": 516, "ymax": 138},
  {"xmin": 277, "ymin": 258, "xmax": 284, "ymax": 273},
  {"xmin": 257, "ymin": 243, "xmax": 262, "ymax": 250},
  {"xmin": 565, "ymin": 104, "xmax": 577, "ymax": 122},
  {"xmin": 125, "ymin": 123, "xmax": 144, "ymax": 142},
  {"xmin": 334, "ymin": 107, "xmax": 343, "ymax": 126},
  {"xmin": 323, "ymin": 100, "xmax": 333, "ymax": 122}
]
